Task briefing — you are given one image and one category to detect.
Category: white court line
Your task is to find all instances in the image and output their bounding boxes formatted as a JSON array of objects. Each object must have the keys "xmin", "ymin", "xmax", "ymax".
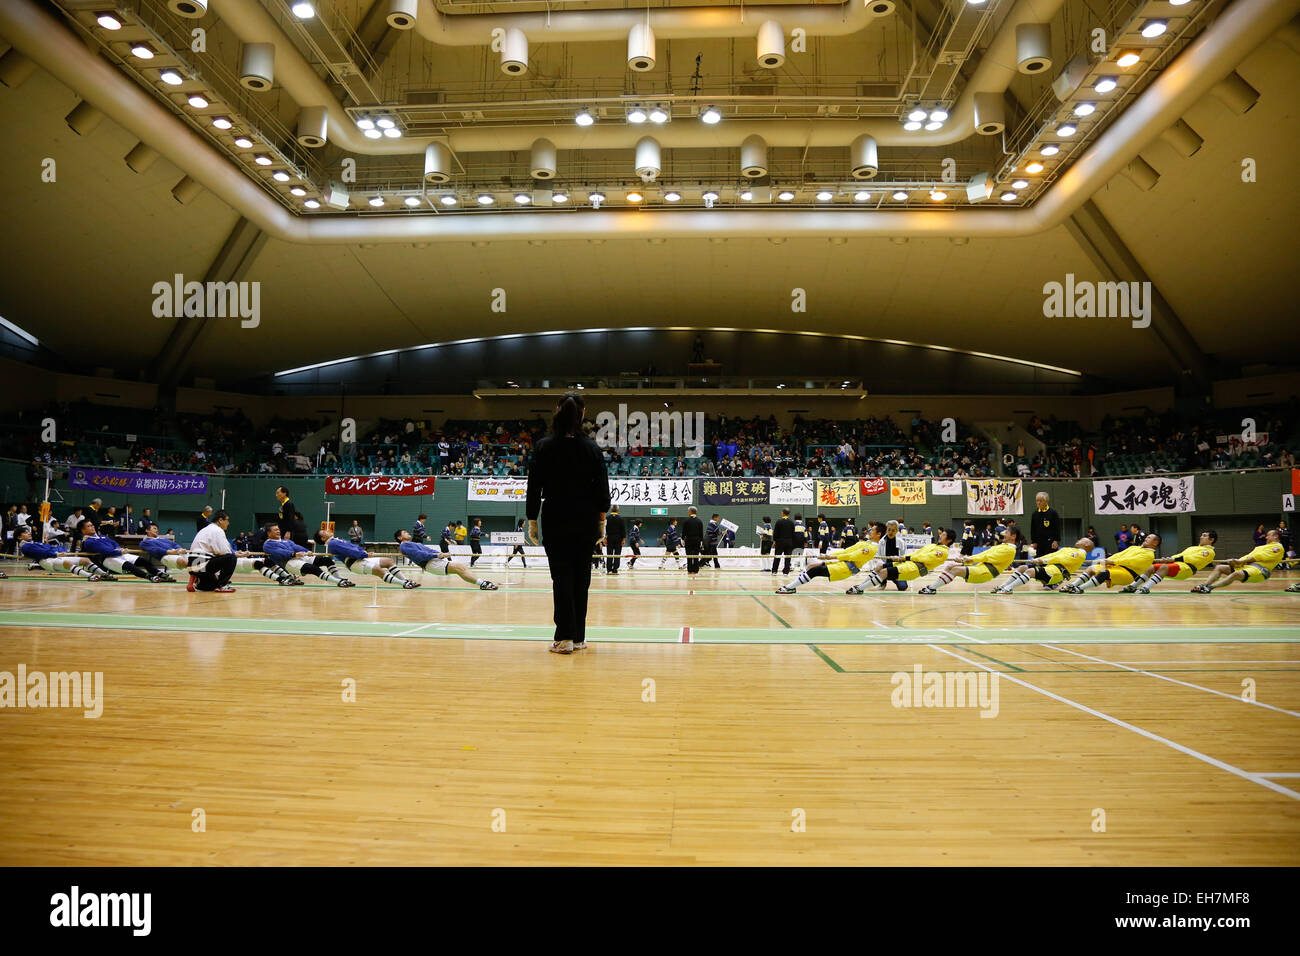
[
  {"xmin": 928, "ymin": 644, "xmax": 1300, "ymax": 802},
  {"xmin": 871, "ymin": 620, "xmax": 893, "ymax": 629},
  {"xmin": 394, "ymin": 622, "xmax": 439, "ymax": 637},
  {"xmin": 1112, "ymin": 660, "xmax": 1300, "ymax": 665},
  {"xmin": 1250, "ymin": 773, "xmax": 1300, "ymax": 779},
  {"xmin": 940, "ymin": 628, "xmax": 986, "ymax": 644},
  {"xmin": 1043, "ymin": 644, "xmax": 1300, "ymax": 719}
]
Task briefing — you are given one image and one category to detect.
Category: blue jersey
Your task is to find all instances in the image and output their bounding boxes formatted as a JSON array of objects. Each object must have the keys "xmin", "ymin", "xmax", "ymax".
[
  {"xmin": 470, "ymin": 526, "xmax": 481, "ymax": 541},
  {"xmin": 441, "ymin": 526, "xmax": 453, "ymax": 543},
  {"xmin": 665, "ymin": 526, "xmax": 681, "ymax": 546},
  {"xmin": 21, "ymin": 541, "xmax": 60, "ymax": 561},
  {"xmin": 400, "ymin": 540, "xmax": 440, "ymax": 564},
  {"xmin": 139, "ymin": 537, "xmax": 174, "ymax": 558},
  {"xmin": 264, "ymin": 539, "xmax": 307, "ymax": 565},
  {"xmin": 628, "ymin": 526, "xmax": 642, "ymax": 545},
  {"xmin": 706, "ymin": 520, "xmax": 720, "ymax": 544},
  {"xmin": 81, "ymin": 534, "xmax": 122, "ymax": 557},
  {"xmin": 327, "ymin": 538, "xmax": 368, "ymax": 561}
]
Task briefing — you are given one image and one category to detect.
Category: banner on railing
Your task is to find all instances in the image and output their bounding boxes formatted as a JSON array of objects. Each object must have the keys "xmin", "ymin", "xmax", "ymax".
[
  {"xmin": 467, "ymin": 477, "xmax": 528, "ymax": 501},
  {"xmin": 325, "ymin": 476, "xmax": 436, "ymax": 496},
  {"xmin": 491, "ymin": 531, "xmax": 525, "ymax": 545},
  {"xmin": 1092, "ymin": 476, "xmax": 1195, "ymax": 515},
  {"xmin": 966, "ymin": 478, "xmax": 1024, "ymax": 515},
  {"xmin": 816, "ymin": 480, "xmax": 860, "ymax": 507},
  {"xmin": 931, "ymin": 479, "xmax": 964, "ymax": 495},
  {"xmin": 699, "ymin": 477, "xmax": 769, "ymax": 505},
  {"xmin": 608, "ymin": 478, "xmax": 694, "ymax": 506},
  {"xmin": 860, "ymin": 477, "xmax": 887, "ymax": 496},
  {"xmin": 70, "ymin": 468, "xmax": 208, "ymax": 496},
  {"xmin": 889, "ymin": 480, "xmax": 927, "ymax": 506},
  {"xmin": 769, "ymin": 478, "xmax": 815, "ymax": 505}
]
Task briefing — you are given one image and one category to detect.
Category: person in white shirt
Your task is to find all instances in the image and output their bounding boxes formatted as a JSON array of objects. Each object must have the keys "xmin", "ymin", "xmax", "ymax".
[{"xmin": 187, "ymin": 510, "xmax": 239, "ymax": 593}]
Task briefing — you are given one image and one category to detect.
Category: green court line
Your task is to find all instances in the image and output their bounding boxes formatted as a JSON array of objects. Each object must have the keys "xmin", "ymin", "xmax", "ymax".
[
  {"xmin": 1, "ymin": 610, "xmax": 1298, "ymax": 646},
  {"xmin": 807, "ymin": 644, "xmax": 845, "ymax": 673},
  {"xmin": 736, "ymin": 583, "xmax": 793, "ymax": 629},
  {"xmin": 946, "ymin": 644, "xmax": 1026, "ymax": 673}
]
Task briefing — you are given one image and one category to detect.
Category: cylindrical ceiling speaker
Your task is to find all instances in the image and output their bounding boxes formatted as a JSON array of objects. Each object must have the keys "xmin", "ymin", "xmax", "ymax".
[
  {"xmin": 973, "ymin": 91, "xmax": 1006, "ymax": 135},
  {"xmin": 386, "ymin": 0, "xmax": 418, "ymax": 30},
  {"xmin": 239, "ymin": 42, "xmax": 275, "ymax": 91},
  {"xmin": 124, "ymin": 142, "xmax": 160, "ymax": 174},
  {"xmin": 756, "ymin": 20, "xmax": 785, "ymax": 69},
  {"xmin": 172, "ymin": 175, "xmax": 203, "ymax": 205},
  {"xmin": 296, "ymin": 106, "xmax": 328, "ymax": 147},
  {"xmin": 1015, "ymin": 23, "xmax": 1052, "ymax": 75},
  {"xmin": 530, "ymin": 138, "xmax": 557, "ymax": 179},
  {"xmin": 65, "ymin": 101, "xmax": 104, "ymax": 136},
  {"xmin": 1161, "ymin": 119, "xmax": 1203, "ymax": 157},
  {"xmin": 867, "ymin": 0, "xmax": 896, "ymax": 16},
  {"xmin": 628, "ymin": 22, "xmax": 655, "ymax": 72},
  {"xmin": 0, "ymin": 49, "xmax": 37, "ymax": 89},
  {"xmin": 501, "ymin": 27, "xmax": 528, "ymax": 75},
  {"xmin": 167, "ymin": 0, "xmax": 208, "ymax": 18},
  {"xmin": 1211, "ymin": 71, "xmax": 1260, "ymax": 113},
  {"xmin": 1122, "ymin": 156, "xmax": 1160, "ymax": 191},
  {"xmin": 849, "ymin": 134, "xmax": 879, "ymax": 180},
  {"xmin": 740, "ymin": 134, "xmax": 768, "ymax": 178},
  {"xmin": 424, "ymin": 142, "xmax": 453, "ymax": 183},
  {"xmin": 634, "ymin": 136, "xmax": 661, "ymax": 181}
]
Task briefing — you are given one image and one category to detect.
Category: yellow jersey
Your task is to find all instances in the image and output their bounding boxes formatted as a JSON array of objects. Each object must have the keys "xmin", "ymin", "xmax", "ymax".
[
  {"xmin": 1109, "ymin": 545, "xmax": 1155, "ymax": 576},
  {"xmin": 830, "ymin": 539, "xmax": 878, "ymax": 563},
  {"xmin": 1172, "ymin": 545, "xmax": 1216, "ymax": 571},
  {"xmin": 1240, "ymin": 542, "xmax": 1285, "ymax": 571},
  {"xmin": 1038, "ymin": 547, "xmax": 1087, "ymax": 573},
  {"xmin": 907, "ymin": 543, "xmax": 951, "ymax": 571},
  {"xmin": 969, "ymin": 543, "xmax": 1016, "ymax": 573},
  {"xmin": 454, "ymin": 526, "xmax": 467, "ymax": 542}
]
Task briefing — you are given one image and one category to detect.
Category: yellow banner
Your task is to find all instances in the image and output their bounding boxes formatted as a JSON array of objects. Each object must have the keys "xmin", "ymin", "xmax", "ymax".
[
  {"xmin": 889, "ymin": 480, "xmax": 927, "ymax": 505},
  {"xmin": 816, "ymin": 480, "xmax": 860, "ymax": 507}
]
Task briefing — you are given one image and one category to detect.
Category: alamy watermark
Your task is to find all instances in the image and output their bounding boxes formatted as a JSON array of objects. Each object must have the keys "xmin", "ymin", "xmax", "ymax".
[
  {"xmin": 890, "ymin": 664, "xmax": 1000, "ymax": 718},
  {"xmin": 593, "ymin": 403, "xmax": 705, "ymax": 458},
  {"xmin": 151, "ymin": 274, "xmax": 260, "ymax": 328},
  {"xmin": 1042, "ymin": 274, "xmax": 1151, "ymax": 328},
  {"xmin": 1, "ymin": 664, "xmax": 103, "ymax": 718},
  {"xmin": 50, "ymin": 886, "xmax": 150, "ymax": 936}
]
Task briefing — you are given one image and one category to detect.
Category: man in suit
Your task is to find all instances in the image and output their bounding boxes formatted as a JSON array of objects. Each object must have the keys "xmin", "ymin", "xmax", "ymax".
[
  {"xmin": 275, "ymin": 486, "xmax": 306, "ymax": 542},
  {"xmin": 84, "ymin": 498, "xmax": 103, "ymax": 532},
  {"xmin": 122, "ymin": 504, "xmax": 136, "ymax": 536},
  {"xmin": 196, "ymin": 505, "xmax": 213, "ymax": 533},
  {"xmin": 683, "ymin": 507, "xmax": 704, "ymax": 575},
  {"xmin": 704, "ymin": 513, "xmax": 722, "ymax": 569},
  {"xmin": 772, "ymin": 508, "xmax": 794, "ymax": 574},
  {"xmin": 1030, "ymin": 492, "xmax": 1061, "ymax": 558},
  {"xmin": 604, "ymin": 506, "xmax": 626, "ymax": 574}
]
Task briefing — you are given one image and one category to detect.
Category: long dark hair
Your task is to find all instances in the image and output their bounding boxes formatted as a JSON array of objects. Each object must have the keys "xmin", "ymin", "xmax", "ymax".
[{"xmin": 552, "ymin": 391, "xmax": 585, "ymax": 437}]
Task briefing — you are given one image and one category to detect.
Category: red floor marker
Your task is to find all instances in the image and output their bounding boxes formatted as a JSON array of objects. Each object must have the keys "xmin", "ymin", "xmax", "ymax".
[{"xmin": 680, "ymin": 626, "xmax": 692, "ymax": 643}]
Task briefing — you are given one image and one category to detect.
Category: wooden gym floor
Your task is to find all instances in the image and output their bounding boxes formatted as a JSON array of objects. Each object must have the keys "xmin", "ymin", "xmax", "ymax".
[{"xmin": 1, "ymin": 563, "xmax": 1298, "ymax": 865}]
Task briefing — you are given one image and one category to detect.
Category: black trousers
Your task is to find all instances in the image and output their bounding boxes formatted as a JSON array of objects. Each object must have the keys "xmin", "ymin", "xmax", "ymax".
[
  {"xmin": 772, "ymin": 541, "xmax": 793, "ymax": 573},
  {"xmin": 685, "ymin": 539, "xmax": 702, "ymax": 573},
  {"xmin": 703, "ymin": 541, "xmax": 720, "ymax": 568},
  {"xmin": 470, "ymin": 540, "xmax": 482, "ymax": 566},
  {"xmin": 628, "ymin": 542, "xmax": 640, "ymax": 566},
  {"xmin": 542, "ymin": 525, "xmax": 598, "ymax": 644},
  {"xmin": 194, "ymin": 553, "xmax": 236, "ymax": 591},
  {"xmin": 606, "ymin": 537, "xmax": 623, "ymax": 572},
  {"xmin": 510, "ymin": 544, "xmax": 526, "ymax": 565},
  {"xmin": 760, "ymin": 538, "xmax": 772, "ymax": 556}
]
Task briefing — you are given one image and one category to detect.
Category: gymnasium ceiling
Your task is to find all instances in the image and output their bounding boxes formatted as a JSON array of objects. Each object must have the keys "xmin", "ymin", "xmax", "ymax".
[{"xmin": 0, "ymin": 0, "xmax": 1297, "ymax": 386}]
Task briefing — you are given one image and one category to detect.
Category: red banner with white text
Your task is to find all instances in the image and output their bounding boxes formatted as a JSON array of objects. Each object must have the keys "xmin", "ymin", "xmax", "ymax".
[{"xmin": 325, "ymin": 476, "xmax": 436, "ymax": 496}]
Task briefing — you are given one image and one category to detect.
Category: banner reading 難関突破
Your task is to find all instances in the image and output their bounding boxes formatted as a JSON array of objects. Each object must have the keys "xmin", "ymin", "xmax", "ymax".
[{"xmin": 699, "ymin": 477, "xmax": 769, "ymax": 505}]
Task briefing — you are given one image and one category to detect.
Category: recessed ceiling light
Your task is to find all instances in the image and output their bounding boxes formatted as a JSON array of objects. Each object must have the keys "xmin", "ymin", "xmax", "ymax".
[
  {"xmin": 627, "ymin": 107, "xmax": 647, "ymax": 124},
  {"xmin": 131, "ymin": 43, "xmax": 154, "ymax": 60},
  {"xmin": 440, "ymin": 195, "xmax": 458, "ymax": 206},
  {"xmin": 816, "ymin": 190, "xmax": 834, "ymax": 201},
  {"xmin": 1073, "ymin": 101, "xmax": 1096, "ymax": 116},
  {"xmin": 700, "ymin": 106, "xmax": 721, "ymax": 124},
  {"xmin": 290, "ymin": 186, "xmax": 306, "ymax": 196},
  {"xmin": 575, "ymin": 109, "xmax": 595, "ymax": 126},
  {"xmin": 514, "ymin": 193, "xmax": 531, "ymax": 204},
  {"xmin": 1094, "ymin": 76, "xmax": 1118, "ymax": 94},
  {"xmin": 552, "ymin": 193, "xmax": 567, "ymax": 203},
  {"xmin": 356, "ymin": 117, "xmax": 375, "ymax": 130},
  {"xmin": 1169, "ymin": 0, "xmax": 1191, "ymax": 4},
  {"xmin": 930, "ymin": 189, "xmax": 947, "ymax": 201},
  {"xmin": 158, "ymin": 70, "xmax": 182, "ymax": 86},
  {"xmin": 187, "ymin": 94, "xmax": 208, "ymax": 109},
  {"xmin": 854, "ymin": 190, "xmax": 871, "ymax": 201},
  {"xmin": 233, "ymin": 135, "xmax": 253, "ymax": 148},
  {"xmin": 924, "ymin": 120, "xmax": 943, "ymax": 130},
  {"xmin": 1116, "ymin": 50, "xmax": 1141, "ymax": 67},
  {"xmin": 907, "ymin": 108, "xmax": 927, "ymax": 122},
  {"xmin": 477, "ymin": 193, "xmax": 495, "ymax": 205},
  {"xmin": 1056, "ymin": 123, "xmax": 1077, "ymax": 137},
  {"xmin": 1000, "ymin": 191, "xmax": 1017, "ymax": 201},
  {"xmin": 363, "ymin": 128, "xmax": 382, "ymax": 139},
  {"xmin": 626, "ymin": 190, "xmax": 644, "ymax": 202},
  {"xmin": 1140, "ymin": 19, "xmax": 1167, "ymax": 38},
  {"xmin": 929, "ymin": 108, "xmax": 948, "ymax": 122},
  {"xmin": 777, "ymin": 190, "xmax": 795, "ymax": 201},
  {"xmin": 664, "ymin": 190, "xmax": 681, "ymax": 202},
  {"xmin": 1040, "ymin": 144, "xmax": 1060, "ymax": 156},
  {"xmin": 272, "ymin": 170, "xmax": 290, "ymax": 182},
  {"xmin": 405, "ymin": 196, "xmax": 421, "ymax": 207},
  {"xmin": 304, "ymin": 198, "xmax": 320, "ymax": 208},
  {"xmin": 892, "ymin": 190, "xmax": 908, "ymax": 201},
  {"xmin": 587, "ymin": 191, "xmax": 605, "ymax": 203},
  {"xmin": 739, "ymin": 189, "xmax": 753, "ymax": 201},
  {"xmin": 702, "ymin": 190, "xmax": 719, "ymax": 202},
  {"xmin": 369, "ymin": 195, "xmax": 385, "ymax": 207},
  {"xmin": 212, "ymin": 116, "xmax": 232, "ymax": 129},
  {"xmin": 96, "ymin": 12, "xmax": 122, "ymax": 30},
  {"xmin": 1011, "ymin": 178, "xmax": 1029, "ymax": 189},
  {"xmin": 253, "ymin": 154, "xmax": 272, "ymax": 166},
  {"xmin": 1025, "ymin": 161, "xmax": 1044, "ymax": 174},
  {"xmin": 648, "ymin": 107, "xmax": 668, "ymax": 124},
  {"xmin": 903, "ymin": 121, "xmax": 923, "ymax": 131},
  {"xmin": 376, "ymin": 117, "xmax": 395, "ymax": 130},
  {"xmin": 291, "ymin": 2, "xmax": 315, "ymax": 18},
  {"xmin": 382, "ymin": 127, "xmax": 401, "ymax": 138}
]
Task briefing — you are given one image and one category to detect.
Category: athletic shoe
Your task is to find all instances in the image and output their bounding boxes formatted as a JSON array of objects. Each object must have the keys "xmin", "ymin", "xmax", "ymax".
[
  {"xmin": 1041, "ymin": 583, "xmax": 1058, "ymax": 591},
  {"xmin": 845, "ymin": 584, "xmax": 864, "ymax": 595},
  {"xmin": 187, "ymin": 573, "xmax": 197, "ymax": 592},
  {"xmin": 151, "ymin": 573, "xmax": 170, "ymax": 583},
  {"xmin": 775, "ymin": 585, "xmax": 796, "ymax": 594},
  {"xmin": 402, "ymin": 579, "xmax": 420, "ymax": 589},
  {"xmin": 0, "ymin": 571, "xmax": 6, "ymax": 579},
  {"xmin": 1191, "ymin": 585, "xmax": 1211, "ymax": 594},
  {"xmin": 87, "ymin": 572, "xmax": 103, "ymax": 582},
  {"xmin": 289, "ymin": 577, "xmax": 305, "ymax": 586},
  {"xmin": 214, "ymin": 585, "xmax": 236, "ymax": 593},
  {"xmin": 1057, "ymin": 585, "xmax": 1077, "ymax": 594},
  {"xmin": 1118, "ymin": 584, "xmax": 1139, "ymax": 594},
  {"xmin": 991, "ymin": 588, "xmax": 1010, "ymax": 595},
  {"xmin": 549, "ymin": 640, "xmax": 574, "ymax": 655},
  {"xmin": 100, "ymin": 572, "xmax": 118, "ymax": 582},
  {"xmin": 337, "ymin": 579, "xmax": 356, "ymax": 588},
  {"xmin": 918, "ymin": 586, "xmax": 937, "ymax": 595},
  {"xmin": 572, "ymin": 642, "xmax": 588, "ymax": 651},
  {"xmin": 1286, "ymin": 583, "xmax": 1300, "ymax": 593},
  {"xmin": 479, "ymin": 580, "xmax": 499, "ymax": 590},
  {"xmin": 1135, "ymin": 586, "xmax": 1151, "ymax": 595},
  {"xmin": 27, "ymin": 562, "xmax": 41, "ymax": 571}
]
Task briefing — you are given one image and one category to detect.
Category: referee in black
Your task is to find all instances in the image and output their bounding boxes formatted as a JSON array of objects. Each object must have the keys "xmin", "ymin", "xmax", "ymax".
[
  {"xmin": 1030, "ymin": 491, "xmax": 1062, "ymax": 558},
  {"xmin": 771, "ymin": 508, "xmax": 794, "ymax": 574},
  {"xmin": 526, "ymin": 392, "xmax": 611, "ymax": 655},
  {"xmin": 682, "ymin": 507, "xmax": 704, "ymax": 574}
]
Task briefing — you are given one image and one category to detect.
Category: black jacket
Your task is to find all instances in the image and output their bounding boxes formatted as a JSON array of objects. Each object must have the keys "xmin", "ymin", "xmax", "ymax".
[
  {"xmin": 773, "ymin": 517, "xmax": 795, "ymax": 544},
  {"xmin": 277, "ymin": 498, "xmax": 307, "ymax": 542},
  {"xmin": 526, "ymin": 434, "xmax": 611, "ymax": 527},
  {"xmin": 682, "ymin": 516, "xmax": 704, "ymax": 544},
  {"xmin": 605, "ymin": 513, "xmax": 626, "ymax": 543},
  {"xmin": 1031, "ymin": 508, "xmax": 1062, "ymax": 550}
]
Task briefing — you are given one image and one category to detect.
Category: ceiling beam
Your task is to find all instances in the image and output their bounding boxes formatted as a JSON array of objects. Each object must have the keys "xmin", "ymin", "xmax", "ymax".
[{"xmin": 1065, "ymin": 198, "xmax": 1212, "ymax": 391}]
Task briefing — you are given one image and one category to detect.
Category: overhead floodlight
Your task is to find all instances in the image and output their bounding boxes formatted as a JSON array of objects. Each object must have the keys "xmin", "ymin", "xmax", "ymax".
[
  {"xmin": 1140, "ymin": 19, "xmax": 1167, "ymax": 38},
  {"xmin": 648, "ymin": 107, "xmax": 668, "ymax": 124},
  {"xmin": 627, "ymin": 107, "xmax": 647, "ymax": 124},
  {"xmin": 96, "ymin": 12, "xmax": 123, "ymax": 30},
  {"xmin": 477, "ymin": 194, "xmax": 495, "ymax": 205},
  {"xmin": 1040, "ymin": 144, "xmax": 1060, "ymax": 156},
  {"xmin": 1094, "ymin": 76, "xmax": 1118, "ymax": 94},
  {"xmin": 186, "ymin": 94, "xmax": 208, "ymax": 108},
  {"xmin": 700, "ymin": 106, "xmax": 721, "ymax": 125},
  {"xmin": 575, "ymin": 108, "xmax": 595, "ymax": 127},
  {"xmin": 405, "ymin": 196, "xmax": 421, "ymax": 207},
  {"xmin": 291, "ymin": 2, "xmax": 315, "ymax": 18},
  {"xmin": 369, "ymin": 195, "xmax": 385, "ymax": 207},
  {"xmin": 160, "ymin": 70, "xmax": 183, "ymax": 86},
  {"xmin": 777, "ymin": 190, "xmax": 795, "ymax": 201}
]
